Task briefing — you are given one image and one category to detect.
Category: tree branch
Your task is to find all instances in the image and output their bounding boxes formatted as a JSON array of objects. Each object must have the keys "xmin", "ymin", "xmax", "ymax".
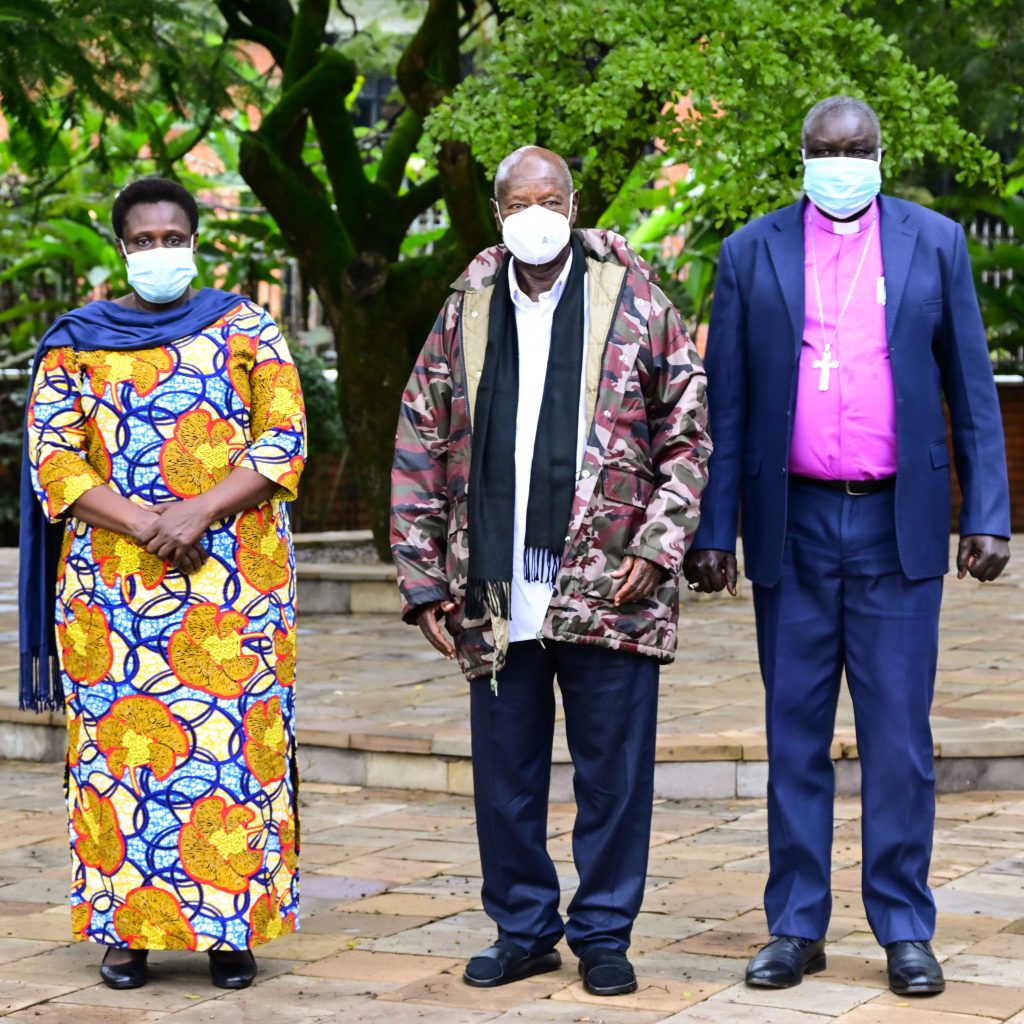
[
  {"xmin": 396, "ymin": 0, "xmax": 461, "ymax": 119},
  {"xmin": 436, "ymin": 141, "xmax": 498, "ymax": 255},
  {"xmin": 265, "ymin": 48, "xmax": 373, "ymax": 240},
  {"xmin": 395, "ymin": 175, "xmax": 445, "ymax": 229},
  {"xmin": 259, "ymin": 49, "xmax": 354, "ymax": 146},
  {"xmin": 283, "ymin": 0, "xmax": 329, "ymax": 91},
  {"xmin": 217, "ymin": 0, "xmax": 293, "ymax": 66},
  {"xmin": 239, "ymin": 132, "xmax": 354, "ymax": 303},
  {"xmin": 376, "ymin": 107, "xmax": 423, "ymax": 193},
  {"xmin": 393, "ymin": 0, "xmax": 494, "ymax": 255}
]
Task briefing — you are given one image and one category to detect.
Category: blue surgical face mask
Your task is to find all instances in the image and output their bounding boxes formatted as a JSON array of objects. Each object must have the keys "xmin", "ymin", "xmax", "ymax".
[
  {"xmin": 120, "ymin": 238, "xmax": 197, "ymax": 303},
  {"xmin": 802, "ymin": 151, "xmax": 882, "ymax": 220}
]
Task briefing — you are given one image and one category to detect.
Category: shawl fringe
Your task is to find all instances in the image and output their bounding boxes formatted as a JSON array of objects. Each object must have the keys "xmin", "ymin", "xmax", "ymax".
[{"xmin": 19, "ymin": 651, "xmax": 64, "ymax": 712}]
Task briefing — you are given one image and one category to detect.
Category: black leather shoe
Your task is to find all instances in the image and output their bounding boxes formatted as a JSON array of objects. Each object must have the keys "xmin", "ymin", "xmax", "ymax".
[
  {"xmin": 886, "ymin": 940, "xmax": 945, "ymax": 995},
  {"xmin": 208, "ymin": 949, "xmax": 258, "ymax": 989},
  {"xmin": 99, "ymin": 948, "xmax": 148, "ymax": 989},
  {"xmin": 746, "ymin": 936, "xmax": 826, "ymax": 988},
  {"xmin": 578, "ymin": 948, "xmax": 637, "ymax": 996},
  {"xmin": 463, "ymin": 941, "xmax": 561, "ymax": 987}
]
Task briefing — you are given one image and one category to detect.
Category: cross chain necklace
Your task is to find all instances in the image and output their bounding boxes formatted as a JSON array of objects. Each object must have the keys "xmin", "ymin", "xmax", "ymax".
[{"xmin": 808, "ymin": 213, "xmax": 876, "ymax": 392}]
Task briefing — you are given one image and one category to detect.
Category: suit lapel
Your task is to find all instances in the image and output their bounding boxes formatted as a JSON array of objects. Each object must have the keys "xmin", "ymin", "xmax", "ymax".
[
  {"xmin": 765, "ymin": 201, "xmax": 807, "ymax": 358},
  {"xmin": 879, "ymin": 196, "xmax": 918, "ymax": 344}
]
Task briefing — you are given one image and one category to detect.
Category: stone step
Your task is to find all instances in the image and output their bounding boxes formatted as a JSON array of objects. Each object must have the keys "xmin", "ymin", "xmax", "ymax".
[
  {"xmin": 4, "ymin": 706, "xmax": 1022, "ymax": 802},
  {"xmin": 296, "ymin": 562, "xmax": 401, "ymax": 614}
]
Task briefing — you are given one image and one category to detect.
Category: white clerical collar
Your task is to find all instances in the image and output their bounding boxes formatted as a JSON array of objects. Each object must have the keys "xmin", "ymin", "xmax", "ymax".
[
  {"xmin": 808, "ymin": 197, "xmax": 879, "ymax": 236},
  {"xmin": 509, "ymin": 252, "xmax": 573, "ymax": 311}
]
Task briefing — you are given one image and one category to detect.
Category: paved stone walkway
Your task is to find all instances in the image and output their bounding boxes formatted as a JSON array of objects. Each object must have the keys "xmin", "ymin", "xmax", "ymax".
[
  {"xmin": 1, "ymin": 543, "xmax": 1022, "ymax": 798},
  {"xmin": 195, "ymin": 536, "xmax": 1024, "ymax": 793},
  {"xmin": 0, "ymin": 544, "xmax": 1023, "ymax": 1019},
  {"xmin": 0, "ymin": 762, "xmax": 1023, "ymax": 1022},
  {"xmin": 284, "ymin": 545, "xmax": 1024, "ymax": 796}
]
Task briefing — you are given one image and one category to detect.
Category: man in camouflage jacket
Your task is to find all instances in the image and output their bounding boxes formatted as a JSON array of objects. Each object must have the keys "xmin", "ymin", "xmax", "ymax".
[{"xmin": 391, "ymin": 147, "xmax": 710, "ymax": 995}]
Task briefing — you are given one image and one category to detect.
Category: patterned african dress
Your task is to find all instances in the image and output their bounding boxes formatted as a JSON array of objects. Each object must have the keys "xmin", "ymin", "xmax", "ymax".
[{"xmin": 26, "ymin": 299, "xmax": 305, "ymax": 952}]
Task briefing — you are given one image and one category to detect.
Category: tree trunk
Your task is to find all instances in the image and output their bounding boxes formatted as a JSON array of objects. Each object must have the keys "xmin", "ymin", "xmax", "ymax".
[{"xmin": 324, "ymin": 255, "xmax": 457, "ymax": 560}]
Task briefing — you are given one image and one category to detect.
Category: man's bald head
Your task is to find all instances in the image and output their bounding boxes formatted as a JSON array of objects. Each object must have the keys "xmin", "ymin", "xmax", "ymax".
[
  {"xmin": 493, "ymin": 146, "xmax": 573, "ymax": 202},
  {"xmin": 802, "ymin": 95, "xmax": 882, "ymax": 150},
  {"xmin": 490, "ymin": 145, "xmax": 578, "ymax": 248}
]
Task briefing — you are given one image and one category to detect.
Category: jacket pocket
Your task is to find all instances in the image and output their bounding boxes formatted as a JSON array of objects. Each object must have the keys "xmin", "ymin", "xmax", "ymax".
[
  {"xmin": 921, "ymin": 298, "xmax": 943, "ymax": 315},
  {"xmin": 929, "ymin": 441, "xmax": 951, "ymax": 469},
  {"xmin": 578, "ymin": 470, "xmax": 653, "ymax": 598},
  {"xmin": 601, "ymin": 467, "xmax": 654, "ymax": 507}
]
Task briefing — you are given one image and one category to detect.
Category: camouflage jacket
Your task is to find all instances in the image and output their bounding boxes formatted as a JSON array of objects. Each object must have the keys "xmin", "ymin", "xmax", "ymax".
[{"xmin": 391, "ymin": 228, "xmax": 711, "ymax": 681}]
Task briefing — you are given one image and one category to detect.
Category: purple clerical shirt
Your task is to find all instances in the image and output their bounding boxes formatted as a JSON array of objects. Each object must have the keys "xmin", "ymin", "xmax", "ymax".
[{"xmin": 789, "ymin": 198, "xmax": 898, "ymax": 480}]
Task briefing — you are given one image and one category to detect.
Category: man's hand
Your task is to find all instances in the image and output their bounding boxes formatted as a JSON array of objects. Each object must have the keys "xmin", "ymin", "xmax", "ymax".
[
  {"xmin": 610, "ymin": 556, "xmax": 667, "ymax": 606},
  {"xmin": 415, "ymin": 600, "xmax": 457, "ymax": 658},
  {"xmin": 143, "ymin": 500, "xmax": 213, "ymax": 574},
  {"xmin": 682, "ymin": 548, "xmax": 738, "ymax": 596},
  {"xmin": 957, "ymin": 534, "xmax": 1010, "ymax": 582}
]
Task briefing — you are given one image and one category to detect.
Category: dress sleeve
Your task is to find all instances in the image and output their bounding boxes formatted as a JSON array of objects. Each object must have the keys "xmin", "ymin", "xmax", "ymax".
[
  {"xmin": 26, "ymin": 347, "xmax": 107, "ymax": 523},
  {"xmin": 236, "ymin": 309, "xmax": 307, "ymax": 501}
]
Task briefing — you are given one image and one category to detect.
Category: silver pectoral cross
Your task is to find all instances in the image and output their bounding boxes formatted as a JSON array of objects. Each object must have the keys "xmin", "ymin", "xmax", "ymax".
[{"xmin": 813, "ymin": 346, "xmax": 839, "ymax": 392}]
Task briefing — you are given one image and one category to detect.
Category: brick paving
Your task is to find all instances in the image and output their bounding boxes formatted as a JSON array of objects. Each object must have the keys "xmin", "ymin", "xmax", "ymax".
[
  {"xmin": 0, "ymin": 544, "xmax": 1022, "ymax": 1019},
  {"xmin": 2, "ymin": 544, "xmax": 1023, "ymax": 796},
  {"xmin": 240, "ymin": 538, "xmax": 1024, "ymax": 790},
  {"xmin": 0, "ymin": 763, "xmax": 1023, "ymax": 1021}
]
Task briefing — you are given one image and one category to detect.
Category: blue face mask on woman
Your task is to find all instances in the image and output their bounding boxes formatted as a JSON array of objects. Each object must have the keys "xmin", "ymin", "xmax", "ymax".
[
  {"xmin": 802, "ymin": 151, "xmax": 882, "ymax": 219},
  {"xmin": 120, "ymin": 238, "xmax": 197, "ymax": 304}
]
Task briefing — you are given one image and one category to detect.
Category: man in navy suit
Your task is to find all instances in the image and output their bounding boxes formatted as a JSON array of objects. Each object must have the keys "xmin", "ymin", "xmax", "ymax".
[{"xmin": 684, "ymin": 96, "xmax": 1011, "ymax": 996}]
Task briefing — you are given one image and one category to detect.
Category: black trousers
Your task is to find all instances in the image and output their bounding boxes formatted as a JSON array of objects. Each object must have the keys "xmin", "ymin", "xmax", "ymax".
[{"xmin": 470, "ymin": 639, "xmax": 659, "ymax": 955}]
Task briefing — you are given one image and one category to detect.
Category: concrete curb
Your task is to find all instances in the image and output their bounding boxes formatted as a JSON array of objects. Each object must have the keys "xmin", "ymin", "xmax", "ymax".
[{"xmin": 6, "ymin": 712, "xmax": 1023, "ymax": 801}]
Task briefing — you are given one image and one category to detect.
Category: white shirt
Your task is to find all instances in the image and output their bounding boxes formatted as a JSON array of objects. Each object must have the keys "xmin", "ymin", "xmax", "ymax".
[{"xmin": 507, "ymin": 254, "xmax": 589, "ymax": 642}]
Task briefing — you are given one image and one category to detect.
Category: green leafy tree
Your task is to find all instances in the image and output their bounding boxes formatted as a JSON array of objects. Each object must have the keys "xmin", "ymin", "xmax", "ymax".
[
  {"xmin": 0, "ymin": 1, "xmax": 235, "ymax": 171},
  {"xmin": 0, "ymin": 0, "xmax": 270, "ymax": 352},
  {"xmin": 429, "ymin": 0, "xmax": 999, "ymax": 230},
  {"xmin": 859, "ymin": 0, "xmax": 1023, "ymax": 169}
]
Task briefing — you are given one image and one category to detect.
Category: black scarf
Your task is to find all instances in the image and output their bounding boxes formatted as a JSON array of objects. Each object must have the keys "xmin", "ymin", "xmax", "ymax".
[{"xmin": 466, "ymin": 235, "xmax": 586, "ymax": 621}]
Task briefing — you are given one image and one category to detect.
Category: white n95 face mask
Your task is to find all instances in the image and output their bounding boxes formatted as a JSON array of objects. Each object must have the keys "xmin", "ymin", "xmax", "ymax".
[
  {"xmin": 121, "ymin": 239, "xmax": 197, "ymax": 304},
  {"xmin": 802, "ymin": 152, "xmax": 882, "ymax": 220},
  {"xmin": 498, "ymin": 204, "xmax": 572, "ymax": 265}
]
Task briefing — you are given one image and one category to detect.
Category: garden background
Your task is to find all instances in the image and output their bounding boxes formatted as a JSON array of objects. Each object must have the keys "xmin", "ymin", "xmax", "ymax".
[{"xmin": 1, "ymin": 0, "xmax": 1021, "ymax": 552}]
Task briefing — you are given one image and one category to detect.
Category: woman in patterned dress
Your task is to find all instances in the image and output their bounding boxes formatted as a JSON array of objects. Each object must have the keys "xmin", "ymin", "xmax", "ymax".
[{"xmin": 20, "ymin": 178, "xmax": 306, "ymax": 990}]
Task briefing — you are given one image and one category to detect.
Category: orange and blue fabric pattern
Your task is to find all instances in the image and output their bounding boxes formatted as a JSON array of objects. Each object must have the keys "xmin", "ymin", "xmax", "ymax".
[{"xmin": 27, "ymin": 300, "xmax": 305, "ymax": 951}]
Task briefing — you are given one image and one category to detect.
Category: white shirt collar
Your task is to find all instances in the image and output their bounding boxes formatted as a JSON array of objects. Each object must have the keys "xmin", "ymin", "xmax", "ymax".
[{"xmin": 508, "ymin": 252, "xmax": 573, "ymax": 313}]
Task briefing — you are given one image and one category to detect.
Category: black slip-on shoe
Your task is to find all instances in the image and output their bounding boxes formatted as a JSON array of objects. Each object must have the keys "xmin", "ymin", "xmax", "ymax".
[
  {"xmin": 100, "ymin": 949, "xmax": 149, "ymax": 989},
  {"xmin": 208, "ymin": 949, "xmax": 258, "ymax": 989},
  {"xmin": 745, "ymin": 935, "xmax": 826, "ymax": 988},
  {"xmin": 463, "ymin": 941, "xmax": 562, "ymax": 987},
  {"xmin": 885, "ymin": 940, "xmax": 945, "ymax": 995},
  {"xmin": 578, "ymin": 948, "xmax": 638, "ymax": 996}
]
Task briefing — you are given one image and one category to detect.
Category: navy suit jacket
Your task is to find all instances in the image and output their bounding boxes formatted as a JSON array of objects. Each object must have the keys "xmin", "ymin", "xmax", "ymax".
[{"xmin": 693, "ymin": 195, "xmax": 1011, "ymax": 584}]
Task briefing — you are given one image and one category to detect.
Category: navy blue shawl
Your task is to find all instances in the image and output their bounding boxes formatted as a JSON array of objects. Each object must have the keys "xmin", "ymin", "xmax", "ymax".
[{"xmin": 18, "ymin": 288, "xmax": 246, "ymax": 711}]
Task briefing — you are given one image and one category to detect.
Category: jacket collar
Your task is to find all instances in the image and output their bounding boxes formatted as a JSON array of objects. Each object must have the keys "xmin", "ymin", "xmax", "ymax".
[{"xmin": 766, "ymin": 195, "xmax": 917, "ymax": 353}]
